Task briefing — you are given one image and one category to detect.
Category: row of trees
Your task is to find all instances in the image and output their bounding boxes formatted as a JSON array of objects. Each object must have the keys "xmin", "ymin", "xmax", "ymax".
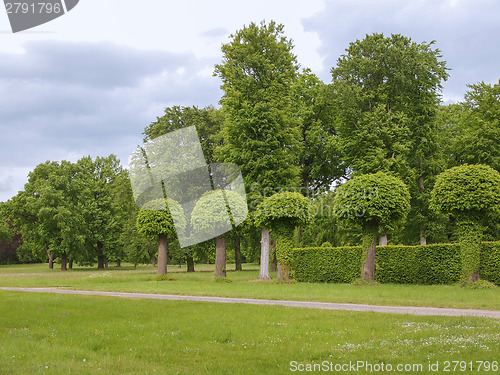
[{"xmin": 1, "ymin": 21, "xmax": 499, "ymax": 280}]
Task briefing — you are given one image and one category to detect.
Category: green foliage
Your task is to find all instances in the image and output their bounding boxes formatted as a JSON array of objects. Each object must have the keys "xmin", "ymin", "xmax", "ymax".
[
  {"xmin": 215, "ymin": 20, "xmax": 301, "ymax": 192},
  {"xmin": 376, "ymin": 244, "xmax": 461, "ymax": 284},
  {"xmin": 321, "ymin": 242, "xmax": 332, "ymax": 247},
  {"xmin": 333, "ymin": 172, "xmax": 411, "ymax": 233},
  {"xmin": 430, "ymin": 164, "xmax": 500, "ymax": 219},
  {"xmin": 214, "ymin": 277, "xmax": 233, "ymax": 283},
  {"xmin": 481, "ymin": 242, "xmax": 500, "ymax": 285},
  {"xmin": 254, "ymin": 191, "xmax": 313, "ymax": 231},
  {"xmin": 465, "ymin": 280, "xmax": 497, "ymax": 290},
  {"xmin": 0, "ymin": 219, "xmax": 11, "ymax": 242},
  {"xmin": 136, "ymin": 198, "xmax": 186, "ymax": 238},
  {"xmin": 143, "ymin": 105, "xmax": 224, "ymax": 164},
  {"xmin": 190, "ymin": 190, "xmax": 247, "ymax": 233},
  {"xmin": 442, "ymin": 80, "xmax": 500, "ymax": 171},
  {"xmin": 291, "ymin": 246, "xmax": 362, "ymax": 283},
  {"xmin": 292, "ymin": 243, "xmax": 500, "ymax": 285},
  {"xmin": 431, "ymin": 164, "xmax": 500, "ymax": 282}
]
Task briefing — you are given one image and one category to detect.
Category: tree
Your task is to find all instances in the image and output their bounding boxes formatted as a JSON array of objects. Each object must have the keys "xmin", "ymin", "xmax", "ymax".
[
  {"xmin": 214, "ymin": 20, "xmax": 301, "ymax": 191},
  {"xmin": 73, "ymin": 155, "xmax": 129, "ymax": 269},
  {"xmin": 254, "ymin": 192, "xmax": 312, "ymax": 279},
  {"xmin": 443, "ymin": 81, "xmax": 500, "ymax": 171},
  {"xmin": 143, "ymin": 105, "xmax": 224, "ymax": 165},
  {"xmin": 137, "ymin": 198, "xmax": 186, "ymax": 275},
  {"xmin": 0, "ymin": 218, "xmax": 11, "ymax": 242},
  {"xmin": 331, "ymin": 33, "xmax": 449, "ymax": 244},
  {"xmin": 191, "ymin": 190, "xmax": 247, "ymax": 278},
  {"xmin": 214, "ymin": 20, "xmax": 303, "ymax": 278},
  {"xmin": 333, "ymin": 172, "xmax": 410, "ymax": 280},
  {"xmin": 293, "ymin": 69, "xmax": 345, "ymax": 192},
  {"xmin": 430, "ymin": 164, "xmax": 500, "ymax": 284}
]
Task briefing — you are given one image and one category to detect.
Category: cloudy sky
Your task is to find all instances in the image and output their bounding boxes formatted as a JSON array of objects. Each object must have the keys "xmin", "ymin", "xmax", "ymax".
[{"xmin": 1, "ymin": 0, "xmax": 499, "ymax": 202}]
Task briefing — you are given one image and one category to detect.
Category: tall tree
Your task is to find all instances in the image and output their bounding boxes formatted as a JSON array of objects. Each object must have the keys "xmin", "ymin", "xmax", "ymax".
[
  {"xmin": 293, "ymin": 69, "xmax": 345, "ymax": 193},
  {"xmin": 214, "ymin": 20, "xmax": 302, "ymax": 279},
  {"xmin": 443, "ymin": 80, "xmax": 500, "ymax": 171},
  {"xmin": 73, "ymin": 155, "xmax": 129, "ymax": 268},
  {"xmin": 331, "ymin": 33, "xmax": 449, "ymax": 244}
]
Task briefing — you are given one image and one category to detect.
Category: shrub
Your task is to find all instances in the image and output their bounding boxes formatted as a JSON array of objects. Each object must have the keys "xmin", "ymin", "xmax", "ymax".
[{"xmin": 291, "ymin": 242, "xmax": 500, "ymax": 285}]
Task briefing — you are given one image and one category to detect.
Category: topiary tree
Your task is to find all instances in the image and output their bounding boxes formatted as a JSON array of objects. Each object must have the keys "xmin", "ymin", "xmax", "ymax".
[
  {"xmin": 333, "ymin": 172, "xmax": 411, "ymax": 280},
  {"xmin": 191, "ymin": 190, "xmax": 247, "ymax": 278},
  {"xmin": 430, "ymin": 164, "xmax": 500, "ymax": 284},
  {"xmin": 254, "ymin": 191, "xmax": 313, "ymax": 279},
  {"xmin": 136, "ymin": 198, "xmax": 186, "ymax": 275}
]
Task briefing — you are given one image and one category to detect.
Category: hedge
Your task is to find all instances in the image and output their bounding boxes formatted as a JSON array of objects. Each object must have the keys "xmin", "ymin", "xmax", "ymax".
[{"xmin": 291, "ymin": 242, "xmax": 500, "ymax": 285}]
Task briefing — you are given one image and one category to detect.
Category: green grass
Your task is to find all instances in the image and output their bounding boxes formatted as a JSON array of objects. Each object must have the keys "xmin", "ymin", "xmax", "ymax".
[
  {"xmin": 1, "ymin": 263, "xmax": 499, "ymax": 310},
  {"xmin": 1, "ymin": 291, "xmax": 499, "ymax": 374}
]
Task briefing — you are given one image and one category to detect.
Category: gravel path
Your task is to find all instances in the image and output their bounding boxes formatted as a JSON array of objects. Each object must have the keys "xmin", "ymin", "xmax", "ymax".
[{"xmin": 1, "ymin": 286, "xmax": 499, "ymax": 319}]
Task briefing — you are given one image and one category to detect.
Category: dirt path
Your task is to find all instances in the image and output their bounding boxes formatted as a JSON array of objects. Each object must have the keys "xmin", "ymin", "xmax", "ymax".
[{"xmin": 1, "ymin": 286, "xmax": 499, "ymax": 319}]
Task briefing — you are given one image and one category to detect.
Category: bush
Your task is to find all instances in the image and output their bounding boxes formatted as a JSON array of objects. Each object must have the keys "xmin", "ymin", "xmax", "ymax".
[
  {"xmin": 291, "ymin": 246, "xmax": 362, "ymax": 283},
  {"xmin": 291, "ymin": 242, "xmax": 500, "ymax": 285},
  {"xmin": 464, "ymin": 280, "xmax": 497, "ymax": 289},
  {"xmin": 480, "ymin": 242, "xmax": 500, "ymax": 285}
]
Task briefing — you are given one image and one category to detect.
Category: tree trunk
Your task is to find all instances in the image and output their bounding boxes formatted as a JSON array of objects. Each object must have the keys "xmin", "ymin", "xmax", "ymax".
[
  {"xmin": 116, "ymin": 259, "xmax": 121, "ymax": 267},
  {"xmin": 68, "ymin": 260, "xmax": 73, "ymax": 269},
  {"xmin": 361, "ymin": 235, "xmax": 377, "ymax": 280},
  {"xmin": 419, "ymin": 228, "xmax": 427, "ymax": 245},
  {"xmin": 186, "ymin": 255, "xmax": 195, "ymax": 272},
  {"xmin": 97, "ymin": 242, "xmax": 105, "ymax": 269},
  {"xmin": 277, "ymin": 263, "xmax": 290, "ymax": 279},
  {"xmin": 157, "ymin": 233, "xmax": 168, "ymax": 275},
  {"xmin": 271, "ymin": 240, "xmax": 277, "ymax": 272},
  {"xmin": 378, "ymin": 233, "xmax": 388, "ymax": 246},
  {"xmin": 215, "ymin": 235, "xmax": 226, "ymax": 278},
  {"xmin": 61, "ymin": 252, "xmax": 68, "ymax": 271},
  {"xmin": 151, "ymin": 254, "xmax": 157, "ymax": 267},
  {"xmin": 259, "ymin": 228, "xmax": 270, "ymax": 280},
  {"xmin": 45, "ymin": 243, "xmax": 54, "ymax": 269},
  {"xmin": 235, "ymin": 234, "xmax": 242, "ymax": 271}
]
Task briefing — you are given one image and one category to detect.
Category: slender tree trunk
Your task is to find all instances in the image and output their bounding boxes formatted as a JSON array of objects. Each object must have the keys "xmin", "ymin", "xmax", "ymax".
[
  {"xmin": 186, "ymin": 255, "xmax": 195, "ymax": 272},
  {"xmin": 271, "ymin": 239, "xmax": 277, "ymax": 272},
  {"xmin": 259, "ymin": 228, "xmax": 270, "ymax": 280},
  {"xmin": 215, "ymin": 235, "xmax": 226, "ymax": 278},
  {"xmin": 361, "ymin": 234, "xmax": 377, "ymax": 280},
  {"xmin": 235, "ymin": 234, "xmax": 242, "ymax": 271},
  {"xmin": 61, "ymin": 252, "xmax": 68, "ymax": 271},
  {"xmin": 105, "ymin": 261, "xmax": 109, "ymax": 268},
  {"xmin": 116, "ymin": 259, "xmax": 121, "ymax": 267},
  {"xmin": 419, "ymin": 228, "xmax": 427, "ymax": 245},
  {"xmin": 151, "ymin": 254, "xmax": 157, "ymax": 267},
  {"xmin": 378, "ymin": 233, "xmax": 388, "ymax": 246},
  {"xmin": 157, "ymin": 233, "xmax": 168, "ymax": 275},
  {"xmin": 97, "ymin": 242, "xmax": 105, "ymax": 269},
  {"xmin": 44, "ymin": 243, "xmax": 54, "ymax": 269},
  {"xmin": 68, "ymin": 260, "xmax": 73, "ymax": 269}
]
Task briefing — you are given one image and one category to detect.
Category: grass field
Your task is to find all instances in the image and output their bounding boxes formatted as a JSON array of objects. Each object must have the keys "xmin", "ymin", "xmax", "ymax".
[
  {"xmin": 0, "ymin": 263, "xmax": 499, "ymax": 310},
  {"xmin": 1, "ymin": 263, "xmax": 499, "ymax": 374},
  {"xmin": 1, "ymin": 291, "xmax": 499, "ymax": 374}
]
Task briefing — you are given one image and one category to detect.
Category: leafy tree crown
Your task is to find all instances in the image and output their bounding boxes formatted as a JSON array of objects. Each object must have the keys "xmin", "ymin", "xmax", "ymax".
[
  {"xmin": 430, "ymin": 164, "xmax": 500, "ymax": 219},
  {"xmin": 333, "ymin": 172, "xmax": 411, "ymax": 232},
  {"xmin": 137, "ymin": 198, "xmax": 186, "ymax": 237}
]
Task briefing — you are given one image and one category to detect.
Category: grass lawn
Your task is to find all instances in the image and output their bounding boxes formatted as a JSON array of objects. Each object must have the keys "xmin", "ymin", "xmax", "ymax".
[
  {"xmin": 1, "ymin": 291, "xmax": 499, "ymax": 375},
  {"xmin": 0, "ymin": 263, "xmax": 499, "ymax": 310}
]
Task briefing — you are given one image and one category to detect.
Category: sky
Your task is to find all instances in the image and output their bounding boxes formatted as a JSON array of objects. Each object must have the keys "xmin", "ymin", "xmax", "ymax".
[{"xmin": 0, "ymin": 0, "xmax": 499, "ymax": 202}]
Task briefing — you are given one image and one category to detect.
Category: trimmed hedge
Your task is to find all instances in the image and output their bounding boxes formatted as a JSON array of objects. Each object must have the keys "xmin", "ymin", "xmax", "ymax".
[
  {"xmin": 291, "ymin": 242, "xmax": 500, "ymax": 285},
  {"xmin": 291, "ymin": 246, "xmax": 362, "ymax": 283},
  {"xmin": 481, "ymin": 242, "xmax": 500, "ymax": 285}
]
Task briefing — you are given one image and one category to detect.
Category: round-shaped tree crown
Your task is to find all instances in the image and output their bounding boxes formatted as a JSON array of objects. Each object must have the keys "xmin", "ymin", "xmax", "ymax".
[{"xmin": 136, "ymin": 198, "xmax": 186, "ymax": 237}]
